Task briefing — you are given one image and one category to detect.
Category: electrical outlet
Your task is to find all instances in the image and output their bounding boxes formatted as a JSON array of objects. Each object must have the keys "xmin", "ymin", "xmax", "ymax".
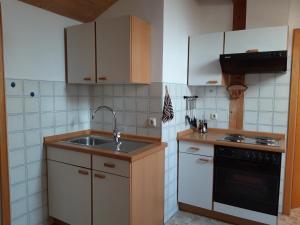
[
  {"xmin": 210, "ymin": 113, "xmax": 218, "ymax": 120},
  {"xmin": 148, "ymin": 117, "xmax": 157, "ymax": 128}
]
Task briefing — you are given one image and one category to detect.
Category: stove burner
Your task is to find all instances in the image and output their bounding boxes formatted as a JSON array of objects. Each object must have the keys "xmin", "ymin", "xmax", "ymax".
[
  {"xmin": 224, "ymin": 134, "xmax": 245, "ymax": 143},
  {"xmin": 255, "ymin": 136, "xmax": 278, "ymax": 146}
]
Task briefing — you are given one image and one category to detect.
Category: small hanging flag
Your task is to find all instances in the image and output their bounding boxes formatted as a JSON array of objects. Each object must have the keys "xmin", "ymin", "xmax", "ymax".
[{"xmin": 162, "ymin": 86, "xmax": 174, "ymax": 123}]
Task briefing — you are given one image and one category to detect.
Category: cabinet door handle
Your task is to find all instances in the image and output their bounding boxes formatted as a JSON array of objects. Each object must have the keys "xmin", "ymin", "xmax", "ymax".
[
  {"xmin": 78, "ymin": 170, "xmax": 89, "ymax": 175},
  {"xmin": 189, "ymin": 146, "xmax": 200, "ymax": 151},
  {"xmin": 94, "ymin": 174, "xmax": 106, "ymax": 179},
  {"xmin": 83, "ymin": 77, "xmax": 92, "ymax": 81},
  {"xmin": 98, "ymin": 76, "xmax": 107, "ymax": 81},
  {"xmin": 207, "ymin": 80, "xmax": 218, "ymax": 84},
  {"xmin": 104, "ymin": 162, "xmax": 116, "ymax": 168},
  {"xmin": 198, "ymin": 158, "xmax": 211, "ymax": 163}
]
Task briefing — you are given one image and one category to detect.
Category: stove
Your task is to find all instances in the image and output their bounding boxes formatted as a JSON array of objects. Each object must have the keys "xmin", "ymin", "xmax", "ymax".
[{"xmin": 218, "ymin": 134, "xmax": 280, "ymax": 147}]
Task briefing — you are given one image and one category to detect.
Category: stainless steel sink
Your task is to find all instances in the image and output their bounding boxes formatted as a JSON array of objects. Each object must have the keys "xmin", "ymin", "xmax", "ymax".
[
  {"xmin": 67, "ymin": 136, "xmax": 112, "ymax": 146},
  {"xmin": 98, "ymin": 140, "xmax": 151, "ymax": 153},
  {"xmin": 63, "ymin": 135, "xmax": 151, "ymax": 153}
]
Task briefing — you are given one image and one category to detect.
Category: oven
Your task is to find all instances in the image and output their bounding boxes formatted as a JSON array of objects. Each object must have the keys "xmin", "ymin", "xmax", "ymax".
[{"xmin": 213, "ymin": 145, "xmax": 281, "ymax": 216}]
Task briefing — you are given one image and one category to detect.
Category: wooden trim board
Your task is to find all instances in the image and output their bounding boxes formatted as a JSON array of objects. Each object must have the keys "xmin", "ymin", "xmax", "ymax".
[
  {"xmin": 228, "ymin": 0, "xmax": 247, "ymax": 130},
  {"xmin": 130, "ymin": 16, "xmax": 150, "ymax": 84},
  {"xmin": 0, "ymin": 4, "xmax": 11, "ymax": 225},
  {"xmin": 284, "ymin": 29, "xmax": 300, "ymax": 214}
]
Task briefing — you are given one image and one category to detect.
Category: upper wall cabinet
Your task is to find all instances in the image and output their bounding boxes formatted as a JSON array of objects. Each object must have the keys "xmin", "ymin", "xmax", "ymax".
[
  {"xmin": 66, "ymin": 22, "xmax": 96, "ymax": 84},
  {"xmin": 224, "ymin": 26, "xmax": 288, "ymax": 54},
  {"xmin": 188, "ymin": 32, "xmax": 224, "ymax": 86},
  {"xmin": 96, "ymin": 15, "xmax": 150, "ymax": 84}
]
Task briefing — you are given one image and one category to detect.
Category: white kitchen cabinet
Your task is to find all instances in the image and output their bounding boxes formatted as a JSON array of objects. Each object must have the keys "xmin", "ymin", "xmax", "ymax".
[
  {"xmin": 188, "ymin": 32, "xmax": 224, "ymax": 86},
  {"xmin": 224, "ymin": 26, "xmax": 288, "ymax": 54},
  {"xmin": 48, "ymin": 160, "xmax": 92, "ymax": 225},
  {"xmin": 96, "ymin": 15, "xmax": 150, "ymax": 84},
  {"xmin": 65, "ymin": 22, "xmax": 96, "ymax": 84},
  {"xmin": 178, "ymin": 152, "xmax": 214, "ymax": 210},
  {"xmin": 93, "ymin": 171, "xmax": 130, "ymax": 225}
]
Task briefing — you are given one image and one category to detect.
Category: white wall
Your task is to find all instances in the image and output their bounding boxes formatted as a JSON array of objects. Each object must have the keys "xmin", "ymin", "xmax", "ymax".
[
  {"xmin": 97, "ymin": 0, "xmax": 164, "ymax": 83},
  {"xmin": 246, "ymin": 0, "xmax": 300, "ymax": 51},
  {"xmin": 1, "ymin": 0, "xmax": 79, "ymax": 81},
  {"xmin": 162, "ymin": 0, "xmax": 233, "ymax": 84},
  {"xmin": 246, "ymin": 0, "xmax": 291, "ymax": 29}
]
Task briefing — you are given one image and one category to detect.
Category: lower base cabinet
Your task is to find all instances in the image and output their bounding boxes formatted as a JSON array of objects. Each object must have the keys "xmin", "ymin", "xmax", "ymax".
[
  {"xmin": 48, "ymin": 160, "xmax": 92, "ymax": 225},
  {"xmin": 178, "ymin": 152, "xmax": 214, "ymax": 210},
  {"xmin": 178, "ymin": 142, "xmax": 214, "ymax": 210},
  {"xmin": 93, "ymin": 171, "xmax": 129, "ymax": 225},
  {"xmin": 47, "ymin": 146, "xmax": 165, "ymax": 225}
]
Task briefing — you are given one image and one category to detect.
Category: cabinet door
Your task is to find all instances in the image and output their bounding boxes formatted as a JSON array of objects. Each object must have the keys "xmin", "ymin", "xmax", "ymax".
[
  {"xmin": 93, "ymin": 171, "xmax": 129, "ymax": 225},
  {"xmin": 188, "ymin": 32, "xmax": 224, "ymax": 86},
  {"xmin": 178, "ymin": 152, "xmax": 213, "ymax": 210},
  {"xmin": 66, "ymin": 22, "xmax": 96, "ymax": 84},
  {"xmin": 225, "ymin": 26, "xmax": 288, "ymax": 54},
  {"xmin": 48, "ymin": 160, "xmax": 91, "ymax": 225},
  {"xmin": 96, "ymin": 16, "xmax": 131, "ymax": 84}
]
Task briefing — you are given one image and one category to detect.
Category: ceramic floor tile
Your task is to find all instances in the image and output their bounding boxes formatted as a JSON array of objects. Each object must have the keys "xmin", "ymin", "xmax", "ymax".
[{"xmin": 166, "ymin": 208, "xmax": 300, "ymax": 225}]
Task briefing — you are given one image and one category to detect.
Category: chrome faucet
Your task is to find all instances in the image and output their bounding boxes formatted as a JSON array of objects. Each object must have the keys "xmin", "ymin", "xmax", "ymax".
[{"xmin": 91, "ymin": 106, "xmax": 121, "ymax": 145}]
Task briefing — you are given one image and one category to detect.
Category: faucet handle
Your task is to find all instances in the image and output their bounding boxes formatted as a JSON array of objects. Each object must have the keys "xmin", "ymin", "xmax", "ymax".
[{"xmin": 113, "ymin": 129, "xmax": 121, "ymax": 143}]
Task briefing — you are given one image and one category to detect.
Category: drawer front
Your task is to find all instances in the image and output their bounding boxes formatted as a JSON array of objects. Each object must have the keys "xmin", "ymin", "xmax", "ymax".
[
  {"xmin": 47, "ymin": 147, "xmax": 91, "ymax": 168},
  {"xmin": 179, "ymin": 141, "xmax": 214, "ymax": 157},
  {"xmin": 93, "ymin": 155, "xmax": 130, "ymax": 177}
]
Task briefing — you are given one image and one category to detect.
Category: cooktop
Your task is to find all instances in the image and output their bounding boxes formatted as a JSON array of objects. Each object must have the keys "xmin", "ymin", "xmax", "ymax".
[{"xmin": 217, "ymin": 134, "xmax": 280, "ymax": 147}]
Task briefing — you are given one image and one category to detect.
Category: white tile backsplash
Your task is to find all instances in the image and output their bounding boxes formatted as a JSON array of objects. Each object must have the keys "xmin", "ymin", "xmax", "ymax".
[
  {"xmin": 6, "ymin": 79, "xmax": 23, "ymax": 96},
  {"xmin": 259, "ymin": 98, "xmax": 274, "ymax": 112},
  {"xmin": 40, "ymin": 81, "xmax": 54, "ymax": 96},
  {"xmin": 25, "ymin": 114, "xmax": 40, "ymax": 130},
  {"xmin": 54, "ymin": 82, "xmax": 67, "ymax": 96},
  {"xmin": 55, "ymin": 111, "xmax": 67, "ymax": 126},
  {"xmin": 260, "ymin": 85, "xmax": 275, "ymax": 98},
  {"xmin": 11, "ymin": 182, "xmax": 27, "ymax": 202},
  {"xmin": 54, "ymin": 97, "xmax": 67, "ymax": 111},
  {"xmin": 8, "ymin": 132, "xmax": 25, "ymax": 150},
  {"xmin": 25, "ymin": 130, "xmax": 41, "ymax": 147},
  {"xmin": 24, "ymin": 80, "xmax": 39, "ymax": 97},
  {"xmin": 9, "ymin": 150, "xmax": 25, "ymax": 168},
  {"xmin": 275, "ymin": 85, "xmax": 290, "ymax": 98},
  {"xmin": 41, "ymin": 113, "xmax": 54, "ymax": 128},
  {"xmin": 7, "ymin": 97, "xmax": 24, "ymax": 114},
  {"xmin": 8, "ymin": 115, "xmax": 24, "ymax": 132},
  {"xmin": 24, "ymin": 97, "xmax": 39, "ymax": 113},
  {"xmin": 40, "ymin": 97, "xmax": 54, "ymax": 112},
  {"xmin": 11, "ymin": 198, "xmax": 27, "ymax": 219}
]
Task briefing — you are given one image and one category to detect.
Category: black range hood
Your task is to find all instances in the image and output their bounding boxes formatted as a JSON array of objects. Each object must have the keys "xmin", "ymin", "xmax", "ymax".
[{"xmin": 219, "ymin": 51, "xmax": 287, "ymax": 74}]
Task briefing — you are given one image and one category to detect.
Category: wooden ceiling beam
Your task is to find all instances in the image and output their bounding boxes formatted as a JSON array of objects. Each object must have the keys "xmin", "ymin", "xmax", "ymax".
[
  {"xmin": 228, "ymin": 0, "xmax": 247, "ymax": 130},
  {"xmin": 232, "ymin": 0, "xmax": 247, "ymax": 30},
  {"xmin": 19, "ymin": 0, "xmax": 118, "ymax": 22}
]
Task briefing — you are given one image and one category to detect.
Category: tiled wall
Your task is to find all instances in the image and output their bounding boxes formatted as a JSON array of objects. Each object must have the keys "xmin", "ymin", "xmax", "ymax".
[
  {"xmin": 6, "ymin": 79, "xmax": 90, "ymax": 225},
  {"xmin": 90, "ymin": 83, "xmax": 162, "ymax": 138}
]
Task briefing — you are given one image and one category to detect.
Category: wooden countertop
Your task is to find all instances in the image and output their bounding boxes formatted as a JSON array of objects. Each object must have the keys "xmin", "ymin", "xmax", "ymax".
[
  {"xmin": 177, "ymin": 128, "xmax": 286, "ymax": 153},
  {"xmin": 44, "ymin": 130, "xmax": 167, "ymax": 162}
]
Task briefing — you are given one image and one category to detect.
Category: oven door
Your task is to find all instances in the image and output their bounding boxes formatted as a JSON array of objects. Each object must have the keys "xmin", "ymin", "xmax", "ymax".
[{"xmin": 213, "ymin": 156, "xmax": 281, "ymax": 215}]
